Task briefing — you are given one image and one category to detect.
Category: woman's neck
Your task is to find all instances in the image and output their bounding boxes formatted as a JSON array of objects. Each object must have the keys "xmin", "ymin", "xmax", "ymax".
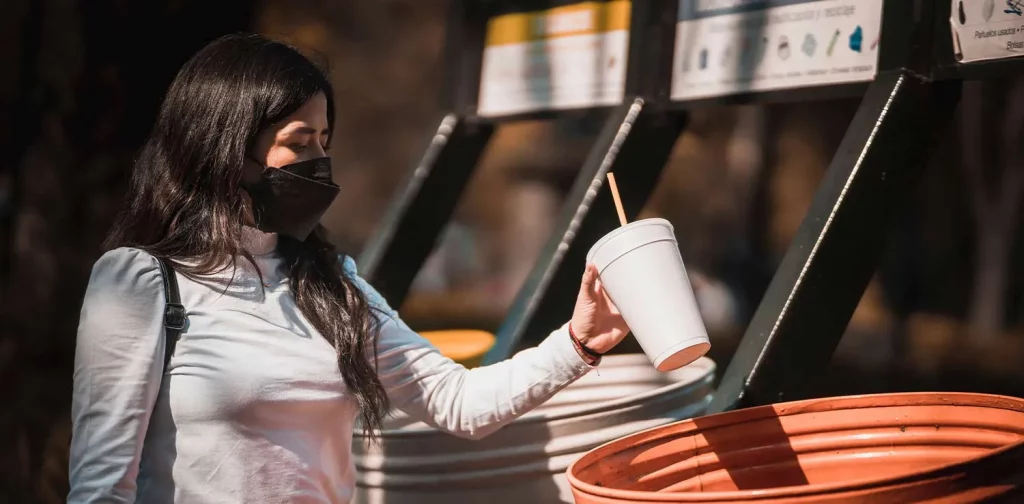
[{"xmin": 241, "ymin": 226, "xmax": 278, "ymax": 256}]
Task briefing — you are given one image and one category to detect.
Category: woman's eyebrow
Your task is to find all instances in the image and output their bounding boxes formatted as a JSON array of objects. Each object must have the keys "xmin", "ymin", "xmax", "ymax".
[
  {"xmin": 290, "ymin": 126, "xmax": 317, "ymax": 135},
  {"xmin": 282, "ymin": 125, "xmax": 330, "ymax": 136}
]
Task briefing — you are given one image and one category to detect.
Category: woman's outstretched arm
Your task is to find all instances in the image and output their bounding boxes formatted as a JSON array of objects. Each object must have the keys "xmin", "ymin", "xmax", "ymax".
[{"xmin": 342, "ymin": 256, "xmax": 601, "ymax": 440}]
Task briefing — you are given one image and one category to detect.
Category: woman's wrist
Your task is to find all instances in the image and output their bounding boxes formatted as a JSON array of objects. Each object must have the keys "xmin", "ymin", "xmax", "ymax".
[{"xmin": 568, "ymin": 323, "xmax": 602, "ymax": 365}]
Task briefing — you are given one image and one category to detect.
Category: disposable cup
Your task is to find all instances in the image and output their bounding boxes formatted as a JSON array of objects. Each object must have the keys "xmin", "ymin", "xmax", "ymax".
[{"xmin": 586, "ymin": 218, "xmax": 710, "ymax": 372}]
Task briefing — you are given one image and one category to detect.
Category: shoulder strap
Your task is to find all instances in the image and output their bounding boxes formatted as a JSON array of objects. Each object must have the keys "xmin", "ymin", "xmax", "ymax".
[{"xmin": 155, "ymin": 258, "xmax": 186, "ymax": 372}]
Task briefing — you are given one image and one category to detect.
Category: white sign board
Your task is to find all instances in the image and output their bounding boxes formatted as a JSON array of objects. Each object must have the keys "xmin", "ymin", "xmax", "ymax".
[
  {"xmin": 951, "ymin": 0, "xmax": 1024, "ymax": 63},
  {"xmin": 671, "ymin": 0, "xmax": 884, "ymax": 101},
  {"xmin": 477, "ymin": 1, "xmax": 630, "ymax": 118}
]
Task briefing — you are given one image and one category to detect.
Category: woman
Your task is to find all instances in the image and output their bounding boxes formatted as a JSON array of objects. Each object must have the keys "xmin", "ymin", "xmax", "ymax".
[{"xmin": 68, "ymin": 34, "xmax": 630, "ymax": 503}]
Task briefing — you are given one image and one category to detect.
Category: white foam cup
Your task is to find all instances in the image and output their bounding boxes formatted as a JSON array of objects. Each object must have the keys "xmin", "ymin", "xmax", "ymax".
[{"xmin": 586, "ymin": 218, "xmax": 711, "ymax": 372}]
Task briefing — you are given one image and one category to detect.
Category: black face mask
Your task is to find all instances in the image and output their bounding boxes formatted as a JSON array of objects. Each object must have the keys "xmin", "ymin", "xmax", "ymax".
[{"xmin": 244, "ymin": 156, "xmax": 340, "ymax": 241}]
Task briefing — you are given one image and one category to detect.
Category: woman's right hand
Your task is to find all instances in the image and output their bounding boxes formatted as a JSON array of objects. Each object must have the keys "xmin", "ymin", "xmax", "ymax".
[{"xmin": 569, "ymin": 264, "xmax": 630, "ymax": 356}]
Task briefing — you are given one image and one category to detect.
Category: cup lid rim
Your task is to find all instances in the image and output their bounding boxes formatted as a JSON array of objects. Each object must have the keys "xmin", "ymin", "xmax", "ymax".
[{"xmin": 586, "ymin": 218, "xmax": 675, "ymax": 264}]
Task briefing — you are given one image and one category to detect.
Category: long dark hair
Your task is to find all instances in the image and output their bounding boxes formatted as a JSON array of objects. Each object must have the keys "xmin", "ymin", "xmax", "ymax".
[{"xmin": 105, "ymin": 33, "xmax": 389, "ymax": 436}]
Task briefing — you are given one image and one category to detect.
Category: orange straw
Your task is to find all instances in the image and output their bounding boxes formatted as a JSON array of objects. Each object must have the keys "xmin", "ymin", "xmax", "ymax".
[{"xmin": 606, "ymin": 172, "xmax": 628, "ymax": 226}]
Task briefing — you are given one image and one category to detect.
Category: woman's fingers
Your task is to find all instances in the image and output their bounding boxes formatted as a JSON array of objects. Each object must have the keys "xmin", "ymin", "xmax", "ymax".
[{"xmin": 581, "ymin": 264, "xmax": 598, "ymax": 296}]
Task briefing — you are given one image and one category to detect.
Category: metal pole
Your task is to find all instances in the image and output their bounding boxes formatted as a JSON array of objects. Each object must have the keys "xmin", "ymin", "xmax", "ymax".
[
  {"xmin": 708, "ymin": 70, "xmax": 962, "ymax": 413},
  {"xmin": 357, "ymin": 115, "xmax": 494, "ymax": 306}
]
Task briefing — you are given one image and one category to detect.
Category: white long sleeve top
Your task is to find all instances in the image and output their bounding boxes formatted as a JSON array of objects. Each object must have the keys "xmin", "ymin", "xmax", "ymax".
[{"xmin": 68, "ymin": 229, "xmax": 594, "ymax": 503}]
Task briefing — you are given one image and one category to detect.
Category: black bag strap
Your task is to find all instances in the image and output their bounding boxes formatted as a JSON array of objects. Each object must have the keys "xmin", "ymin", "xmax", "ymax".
[{"xmin": 155, "ymin": 257, "xmax": 186, "ymax": 373}]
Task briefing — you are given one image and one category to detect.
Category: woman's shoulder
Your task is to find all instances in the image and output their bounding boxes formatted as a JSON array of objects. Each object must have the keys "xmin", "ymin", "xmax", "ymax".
[
  {"xmin": 86, "ymin": 247, "xmax": 164, "ymax": 298},
  {"xmin": 338, "ymin": 254, "xmax": 374, "ymax": 299},
  {"xmin": 337, "ymin": 254, "xmax": 400, "ymax": 319},
  {"xmin": 339, "ymin": 254, "xmax": 359, "ymax": 278}
]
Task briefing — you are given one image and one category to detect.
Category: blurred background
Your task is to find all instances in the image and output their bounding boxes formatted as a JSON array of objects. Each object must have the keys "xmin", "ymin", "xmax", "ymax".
[{"xmin": 2, "ymin": 0, "xmax": 1024, "ymax": 501}]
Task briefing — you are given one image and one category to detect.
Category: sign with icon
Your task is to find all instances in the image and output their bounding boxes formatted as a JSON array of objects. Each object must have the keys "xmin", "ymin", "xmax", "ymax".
[
  {"xmin": 670, "ymin": 0, "xmax": 884, "ymax": 101},
  {"xmin": 477, "ymin": 1, "xmax": 631, "ymax": 118},
  {"xmin": 952, "ymin": 0, "xmax": 1024, "ymax": 63}
]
